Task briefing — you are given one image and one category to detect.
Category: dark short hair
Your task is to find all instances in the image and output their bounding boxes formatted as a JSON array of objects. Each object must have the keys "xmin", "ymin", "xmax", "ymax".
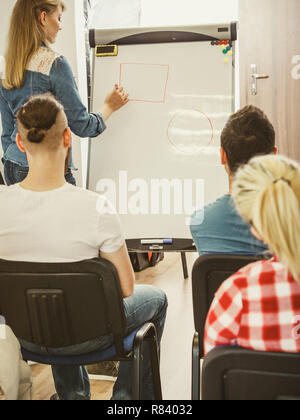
[{"xmin": 221, "ymin": 105, "xmax": 275, "ymax": 174}]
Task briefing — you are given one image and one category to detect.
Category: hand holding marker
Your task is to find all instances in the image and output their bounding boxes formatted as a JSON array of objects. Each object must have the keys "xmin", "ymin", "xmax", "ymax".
[{"xmin": 100, "ymin": 84, "xmax": 129, "ymax": 120}]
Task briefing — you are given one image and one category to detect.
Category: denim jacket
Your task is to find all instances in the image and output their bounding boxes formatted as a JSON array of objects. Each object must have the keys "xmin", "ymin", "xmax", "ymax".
[{"xmin": 0, "ymin": 46, "xmax": 106, "ymax": 169}]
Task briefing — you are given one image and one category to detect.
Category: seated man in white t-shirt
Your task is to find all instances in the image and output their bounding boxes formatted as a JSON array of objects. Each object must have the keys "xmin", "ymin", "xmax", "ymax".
[{"xmin": 0, "ymin": 94, "xmax": 167, "ymax": 400}]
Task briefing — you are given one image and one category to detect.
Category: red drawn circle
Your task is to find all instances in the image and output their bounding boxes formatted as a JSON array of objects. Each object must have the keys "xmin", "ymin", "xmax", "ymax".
[{"xmin": 167, "ymin": 109, "xmax": 214, "ymax": 154}]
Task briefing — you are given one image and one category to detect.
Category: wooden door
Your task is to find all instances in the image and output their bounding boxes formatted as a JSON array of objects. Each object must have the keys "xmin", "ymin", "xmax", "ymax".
[{"xmin": 239, "ymin": 0, "xmax": 300, "ymax": 161}]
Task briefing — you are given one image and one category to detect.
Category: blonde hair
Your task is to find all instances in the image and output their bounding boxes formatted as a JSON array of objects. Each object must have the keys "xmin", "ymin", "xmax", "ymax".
[
  {"xmin": 232, "ymin": 154, "xmax": 300, "ymax": 281},
  {"xmin": 3, "ymin": 0, "xmax": 65, "ymax": 90}
]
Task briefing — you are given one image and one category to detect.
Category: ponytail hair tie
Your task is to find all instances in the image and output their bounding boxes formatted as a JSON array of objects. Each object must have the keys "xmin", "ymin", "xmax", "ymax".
[
  {"xmin": 273, "ymin": 178, "xmax": 292, "ymax": 187},
  {"xmin": 27, "ymin": 127, "xmax": 46, "ymax": 143}
]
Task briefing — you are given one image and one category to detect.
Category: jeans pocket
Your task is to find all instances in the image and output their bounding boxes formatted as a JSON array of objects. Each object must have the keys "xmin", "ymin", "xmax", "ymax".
[
  {"xmin": 15, "ymin": 168, "xmax": 29, "ymax": 183},
  {"xmin": 3, "ymin": 161, "xmax": 28, "ymax": 185}
]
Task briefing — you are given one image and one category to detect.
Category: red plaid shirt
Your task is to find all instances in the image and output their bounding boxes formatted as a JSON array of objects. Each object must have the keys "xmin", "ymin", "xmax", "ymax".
[{"xmin": 204, "ymin": 257, "xmax": 300, "ymax": 355}]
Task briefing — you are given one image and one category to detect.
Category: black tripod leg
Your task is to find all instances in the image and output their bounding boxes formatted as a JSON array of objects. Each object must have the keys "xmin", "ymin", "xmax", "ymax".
[{"xmin": 181, "ymin": 252, "xmax": 188, "ymax": 279}]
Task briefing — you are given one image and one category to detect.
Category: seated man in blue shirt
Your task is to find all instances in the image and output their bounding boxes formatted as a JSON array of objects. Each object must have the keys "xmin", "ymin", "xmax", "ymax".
[{"xmin": 190, "ymin": 105, "xmax": 277, "ymax": 255}]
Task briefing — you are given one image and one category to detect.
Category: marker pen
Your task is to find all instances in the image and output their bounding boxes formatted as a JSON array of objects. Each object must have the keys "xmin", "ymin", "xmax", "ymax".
[{"xmin": 141, "ymin": 239, "xmax": 173, "ymax": 245}]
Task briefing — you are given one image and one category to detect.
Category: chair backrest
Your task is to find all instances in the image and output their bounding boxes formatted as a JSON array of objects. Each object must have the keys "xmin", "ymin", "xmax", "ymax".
[
  {"xmin": 202, "ymin": 346, "xmax": 300, "ymax": 400},
  {"xmin": 192, "ymin": 254, "xmax": 262, "ymax": 358},
  {"xmin": 0, "ymin": 258, "xmax": 128, "ymax": 355}
]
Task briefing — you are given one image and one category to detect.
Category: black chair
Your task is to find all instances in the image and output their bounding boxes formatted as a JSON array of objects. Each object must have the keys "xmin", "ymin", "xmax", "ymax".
[
  {"xmin": 0, "ymin": 258, "xmax": 162, "ymax": 400},
  {"xmin": 202, "ymin": 346, "xmax": 300, "ymax": 400},
  {"xmin": 191, "ymin": 254, "xmax": 262, "ymax": 400}
]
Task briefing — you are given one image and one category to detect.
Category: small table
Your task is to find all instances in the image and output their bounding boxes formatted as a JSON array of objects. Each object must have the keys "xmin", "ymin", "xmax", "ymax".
[{"xmin": 126, "ymin": 238, "xmax": 197, "ymax": 279}]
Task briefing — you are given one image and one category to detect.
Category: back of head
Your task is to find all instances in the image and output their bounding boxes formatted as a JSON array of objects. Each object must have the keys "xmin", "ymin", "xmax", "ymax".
[
  {"xmin": 3, "ymin": 0, "xmax": 65, "ymax": 89},
  {"xmin": 17, "ymin": 94, "xmax": 67, "ymax": 152},
  {"xmin": 232, "ymin": 154, "xmax": 300, "ymax": 281},
  {"xmin": 221, "ymin": 105, "xmax": 275, "ymax": 174}
]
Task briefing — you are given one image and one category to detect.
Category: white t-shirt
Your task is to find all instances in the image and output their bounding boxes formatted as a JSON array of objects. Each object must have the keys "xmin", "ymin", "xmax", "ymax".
[{"xmin": 0, "ymin": 183, "xmax": 125, "ymax": 263}]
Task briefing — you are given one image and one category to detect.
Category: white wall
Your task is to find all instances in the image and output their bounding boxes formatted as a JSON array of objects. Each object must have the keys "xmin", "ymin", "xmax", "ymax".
[
  {"xmin": 90, "ymin": 0, "xmax": 141, "ymax": 28},
  {"xmin": 141, "ymin": 0, "xmax": 238, "ymax": 26},
  {"xmin": 0, "ymin": 2, "xmax": 14, "ymax": 54}
]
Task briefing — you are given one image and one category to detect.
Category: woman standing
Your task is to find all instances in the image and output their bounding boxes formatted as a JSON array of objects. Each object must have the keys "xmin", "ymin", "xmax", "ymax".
[{"xmin": 0, "ymin": 0, "xmax": 129, "ymax": 185}]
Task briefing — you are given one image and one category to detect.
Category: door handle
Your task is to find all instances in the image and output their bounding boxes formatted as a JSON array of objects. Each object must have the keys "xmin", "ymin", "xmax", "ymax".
[{"xmin": 251, "ymin": 64, "xmax": 270, "ymax": 95}]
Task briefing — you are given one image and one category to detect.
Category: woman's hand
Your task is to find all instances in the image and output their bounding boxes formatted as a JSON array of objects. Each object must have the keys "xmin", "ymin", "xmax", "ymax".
[{"xmin": 99, "ymin": 85, "xmax": 129, "ymax": 121}]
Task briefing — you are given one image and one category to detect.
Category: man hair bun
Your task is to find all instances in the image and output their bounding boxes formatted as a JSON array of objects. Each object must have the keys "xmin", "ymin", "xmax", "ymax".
[{"xmin": 27, "ymin": 127, "xmax": 45, "ymax": 143}]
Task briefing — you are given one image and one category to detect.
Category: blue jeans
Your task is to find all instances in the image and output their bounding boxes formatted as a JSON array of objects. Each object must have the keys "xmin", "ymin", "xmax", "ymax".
[
  {"xmin": 20, "ymin": 285, "xmax": 168, "ymax": 400},
  {"xmin": 3, "ymin": 160, "xmax": 76, "ymax": 186}
]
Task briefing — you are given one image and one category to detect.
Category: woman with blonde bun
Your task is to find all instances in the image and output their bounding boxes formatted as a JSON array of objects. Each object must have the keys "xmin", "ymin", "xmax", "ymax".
[
  {"xmin": 204, "ymin": 154, "xmax": 300, "ymax": 355},
  {"xmin": 0, "ymin": 0, "xmax": 128, "ymax": 185}
]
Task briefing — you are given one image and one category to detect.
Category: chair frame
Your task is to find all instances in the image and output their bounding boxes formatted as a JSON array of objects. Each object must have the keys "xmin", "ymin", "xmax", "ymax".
[{"xmin": 0, "ymin": 257, "xmax": 162, "ymax": 400}]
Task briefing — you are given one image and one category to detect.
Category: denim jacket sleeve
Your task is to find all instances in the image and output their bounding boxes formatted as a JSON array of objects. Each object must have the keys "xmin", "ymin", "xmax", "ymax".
[
  {"xmin": 49, "ymin": 56, "xmax": 106, "ymax": 138},
  {"xmin": 0, "ymin": 88, "xmax": 15, "ymax": 155}
]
